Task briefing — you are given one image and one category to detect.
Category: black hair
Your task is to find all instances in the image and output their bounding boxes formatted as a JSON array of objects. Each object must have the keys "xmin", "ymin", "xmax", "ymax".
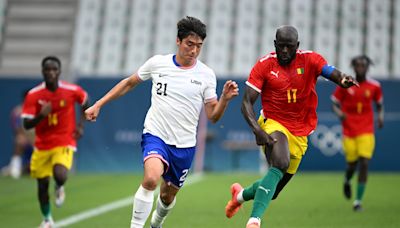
[
  {"xmin": 351, "ymin": 55, "xmax": 373, "ymax": 67},
  {"xmin": 177, "ymin": 16, "xmax": 206, "ymax": 41},
  {"xmin": 41, "ymin": 56, "xmax": 61, "ymax": 69}
]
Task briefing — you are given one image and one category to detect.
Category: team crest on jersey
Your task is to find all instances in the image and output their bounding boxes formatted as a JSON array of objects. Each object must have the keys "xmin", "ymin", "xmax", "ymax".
[
  {"xmin": 60, "ymin": 99, "xmax": 66, "ymax": 107},
  {"xmin": 365, "ymin": 89, "xmax": 371, "ymax": 98}
]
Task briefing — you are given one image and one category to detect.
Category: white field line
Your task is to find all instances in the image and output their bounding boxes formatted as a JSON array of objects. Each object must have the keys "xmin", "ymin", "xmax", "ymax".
[{"xmin": 55, "ymin": 174, "xmax": 204, "ymax": 227}]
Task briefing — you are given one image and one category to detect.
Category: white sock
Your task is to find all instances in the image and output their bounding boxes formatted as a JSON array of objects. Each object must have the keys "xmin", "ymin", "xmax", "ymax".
[
  {"xmin": 150, "ymin": 194, "xmax": 176, "ymax": 228},
  {"xmin": 247, "ymin": 217, "xmax": 261, "ymax": 226},
  {"xmin": 130, "ymin": 185, "xmax": 154, "ymax": 228},
  {"xmin": 10, "ymin": 155, "xmax": 22, "ymax": 179},
  {"xmin": 237, "ymin": 189, "xmax": 245, "ymax": 203}
]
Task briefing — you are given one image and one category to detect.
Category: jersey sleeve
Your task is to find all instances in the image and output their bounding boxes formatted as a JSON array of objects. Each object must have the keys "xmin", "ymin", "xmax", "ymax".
[
  {"xmin": 309, "ymin": 52, "xmax": 328, "ymax": 77},
  {"xmin": 203, "ymin": 70, "xmax": 217, "ymax": 103},
  {"xmin": 74, "ymin": 85, "xmax": 88, "ymax": 105},
  {"xmin": 137, "ymin": 55, "xmax": 158, "ymax": 81},
  {"xmin": 331, "ymin": 86, "xmax": 344, "ymax": 103},
  {"xmin": 246, "ymin": 59, "xmax": 266, "ymax": 93},
  {"xmin": 21, "ymin": 93, "xmax": 37, "ymax": 119}
]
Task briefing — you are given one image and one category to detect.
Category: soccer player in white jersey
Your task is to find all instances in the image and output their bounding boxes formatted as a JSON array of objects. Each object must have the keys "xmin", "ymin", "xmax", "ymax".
[{"xmin": 85, "ymin": 16, "xmax": 239, "ymax": 228}]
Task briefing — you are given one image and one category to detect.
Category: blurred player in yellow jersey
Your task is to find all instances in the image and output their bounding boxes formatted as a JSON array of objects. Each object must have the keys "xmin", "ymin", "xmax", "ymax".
[{"xmin": 331, "ymin": 55, "xmax": 384, "ymax": 211}]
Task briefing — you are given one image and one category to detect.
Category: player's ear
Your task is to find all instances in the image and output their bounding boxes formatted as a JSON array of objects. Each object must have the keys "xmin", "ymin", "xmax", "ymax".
[
  {"xmin": 296, "ymin": 41, "xmax": 300, "ymax": 49},
  {"xmin": 176, "ymin": 37, "xmax": 181, "ymax": 46}
]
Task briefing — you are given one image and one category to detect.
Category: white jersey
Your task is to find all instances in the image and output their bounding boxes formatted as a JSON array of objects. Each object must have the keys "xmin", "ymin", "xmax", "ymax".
[{"xmin": 137, "ymin": 54, "xmax": 217, "ymax": 148}]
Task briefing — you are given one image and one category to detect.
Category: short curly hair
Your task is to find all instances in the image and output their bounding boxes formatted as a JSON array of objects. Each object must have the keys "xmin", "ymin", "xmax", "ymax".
[
  {"xmin": 351, "ymin": 55, "xmax": 373, "ymax": 67},
  {"xmin": 42, "ymin": 56, "xmax": 61, "ymax": 69}
]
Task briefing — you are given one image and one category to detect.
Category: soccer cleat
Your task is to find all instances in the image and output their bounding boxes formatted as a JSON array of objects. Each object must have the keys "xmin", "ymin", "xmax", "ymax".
[
  {"xmin": 343, "ymin": 182, "xmax": 351, "ymax": 199},
  {"xmin": 353, "ymin": 201, "xmax": 363, "ymax": 212},
  {"xmin": 55, "ymin": 186, "xmax": 65, "ymax": 208},
  {"xmin": 246, "ymin": 217, "xmax": 261, "ymax": 228},
  {"xmin": 39, "ymin": 217, "xmax": 54, "ymax": 228},
  {"xmin": 225, "ymin": 183, "xmax": 243, "ymax": 218}
]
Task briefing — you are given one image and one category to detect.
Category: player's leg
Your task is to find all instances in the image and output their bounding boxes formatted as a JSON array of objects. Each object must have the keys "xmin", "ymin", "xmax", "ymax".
[
  {"xmin": 342, "ymin": 137, "xmax": 358, "ymax": 199},
  {"xmin": 353, "ymin": 157, "xmax": 368, "ymax": 211},
  {"xmin": 52, "ymin": 147, "xmax": 74, "ymax": 208},
  {"xmin": 150, "ymin": 145, "xmax": 195, "ymax": 228},
  {"xmin": 131, "ymin": 157, "xmax": 164, "ymax": 228},
  {"xmin": 246, "ymin": 131, "xmax": 287, "ymax": 227},
  {"xmin": 30, "ymin": 148, "xmax": 54, "ymax": 226},
  {"xmin": 353, "ymin": 134, "xmax": 375, "ymax": 211},
  {"xmin": 150, "ymin": 181, "xmax": 179, "ymax": 228},
  {"xmin": 272, "ymin": 173, "xmax": 293, "ymax": 200}
]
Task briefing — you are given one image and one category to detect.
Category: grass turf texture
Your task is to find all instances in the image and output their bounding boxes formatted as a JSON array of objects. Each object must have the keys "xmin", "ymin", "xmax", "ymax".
[{"xmin": 1, "ymin": 173, "xmax": 399, "ymax": 227}]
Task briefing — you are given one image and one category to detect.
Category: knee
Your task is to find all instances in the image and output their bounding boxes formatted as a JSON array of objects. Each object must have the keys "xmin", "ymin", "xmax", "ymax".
[
  {"xmin": 359, "ymin": 158, "xmax": 369, "ymax": 169},
  {"xmin": 160, "ymin": 192, "xmax": 175, "ymax": 205},
  {"xmin": 273, "ymin": 159, "xmax": 290, "ymax": 173},
  {"xmin": 53, "ymin": 165, "xmax": 68, "ymax": 183},
  {"xmin": 142, "ymin": 175, "xmax": 160, "ymax": 190}
]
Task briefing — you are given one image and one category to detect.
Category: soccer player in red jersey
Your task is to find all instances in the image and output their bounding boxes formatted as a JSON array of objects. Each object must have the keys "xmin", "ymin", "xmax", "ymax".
[
  {"xmin": 224, "ymin": 26, "xmax": 358, "ymax": 228},
  {"xmin": 21, "ymin": 56, "xmax": 89, "ymax": 228},
  {"xmin": 331, "ymin": 55, "xmax": 384, "ymax": 211}
]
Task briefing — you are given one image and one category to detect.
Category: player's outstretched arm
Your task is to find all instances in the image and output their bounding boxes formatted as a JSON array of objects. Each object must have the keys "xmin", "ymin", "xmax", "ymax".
[
  {"xmin": 204, "ymin": 80, "xmax": 239, "ymax": 123},
  {"xmin": 85, "ymin": 74, "xmax": 141, "ymax": 122},
  {"xmin": 329, "ymin": 69, "xmax": 359, "ymax": 88},
  {"xmin": 376, "ymin": 103, "xmax": 384, "ymax": 129}
]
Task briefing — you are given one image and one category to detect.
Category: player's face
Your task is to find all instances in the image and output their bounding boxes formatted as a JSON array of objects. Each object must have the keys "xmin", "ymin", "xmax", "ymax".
[
  {"xmin": 176, "ymin": 34, "xmax": 203, "ymax": 66},
  {"xmin": 42, "ymin": 60, "xmax": 60, "ymax": 86},
  {"xmin": 274, "ymin": 38, "xmax": 299, "ymax": 66},
  {"xmin": 353, "ymin": 59, "xmax": 368, "ymax": 78}
]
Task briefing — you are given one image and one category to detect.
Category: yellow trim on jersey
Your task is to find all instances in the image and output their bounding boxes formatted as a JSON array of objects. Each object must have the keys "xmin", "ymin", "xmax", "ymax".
[
  {"xmin": 258, "ymin": 116, "xmax": 308, "ymax": 174},
  {"xmin": 343, "ymin": 134, "xmax": 375, "ymax": 162},
  {"xmin": 30, "ymin": 146, "xmax": 74, "ymax": 179}
]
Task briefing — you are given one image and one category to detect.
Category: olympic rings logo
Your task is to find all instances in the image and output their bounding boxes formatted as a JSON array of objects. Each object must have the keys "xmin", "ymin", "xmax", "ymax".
[{"xmin": 310, "ymin": 124, "xmax": 343, "ymax": 157}]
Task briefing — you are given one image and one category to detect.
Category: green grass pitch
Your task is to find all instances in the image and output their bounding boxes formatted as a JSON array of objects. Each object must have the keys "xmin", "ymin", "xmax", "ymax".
[{"xmin": 1, "ymin": 172, "xmax": 400, "ymax": 227}]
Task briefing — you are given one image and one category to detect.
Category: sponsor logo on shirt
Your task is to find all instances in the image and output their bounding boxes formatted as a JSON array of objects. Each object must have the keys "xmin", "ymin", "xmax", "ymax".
[
  {"xmin": 270, "ymin": 70, "xmax": 279, "ymax": 78},
  {"xmin": 191, "ymin": 79, "xmax": 202, "ymax": 85}
]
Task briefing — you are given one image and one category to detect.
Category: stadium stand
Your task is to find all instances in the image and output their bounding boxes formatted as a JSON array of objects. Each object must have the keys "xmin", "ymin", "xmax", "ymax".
[
  {"xmin": 0, "ymin": 0, "xmax": 399, "ymax": 78},
  {"xmin": 153, "ymin": 0, "xmax": 181, "ymax": 55},
  {"xmin": 0, "ymin": 0, "xmax": 76, "ymax": 78},
  {"xmin": 71, "ymin": 0, "xmax": 101, "ymax": 76},
  {"xmin": 206, "ymin": 0, "xmax": 233, "ymax": 76},
  {"xmin": 0, "ymin": 0, "xmax": 6, "ymax": 44},
  {"xmin": 260, "ymin": 0, "xmax": 287, "ymax": 58},
  {"xmin": 314, "ymin": 0, "xmax": 338, "ymax": 65},
  {"xmin": 97, "ymin": 0, "xmax": 127, "ymax": 76},
  {"xmin": 393, "ymin": 0, "xmax": 400, "ymax": 79},
  {"xmin": 124, "ymin": 0, "xmax": 156, "ymax": 74},
  {"xmin": 288, "ymin": 0, "xmax": 313, "ymax": 50},
  {"xmin": 338, "ymin": 0, "xmax": 364, "ymax": 77},
  {"xmin": 231, "ymin": 0, "xmax": 259, "ymax": 76},
  {"xmin": 366, "ymin": 0, "xmax": 390, "ymax": 77}
]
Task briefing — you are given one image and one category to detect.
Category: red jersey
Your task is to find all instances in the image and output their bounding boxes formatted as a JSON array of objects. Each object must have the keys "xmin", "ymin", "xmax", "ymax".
[
  {"xmin": 246, "ymin": 50, "xmax": 327, "ymax": 136},
  {"xmin": 331, "ymin": 79, "xmax": 383, "ymax": 137},
  {"xmin": 21, "ymin": 81, "xmax": 88, "ymax": 150}
]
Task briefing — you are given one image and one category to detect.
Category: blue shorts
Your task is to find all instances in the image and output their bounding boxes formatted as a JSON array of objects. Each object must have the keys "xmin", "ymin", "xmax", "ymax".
[{"xmin": 141, "ymin": 133, "xmax": 196, "ymax": 188}]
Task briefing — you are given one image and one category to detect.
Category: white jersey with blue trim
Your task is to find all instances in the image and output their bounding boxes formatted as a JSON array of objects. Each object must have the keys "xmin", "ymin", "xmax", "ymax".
[{"xmin": 137, "ymin": 54, "xmax": 217, "ymax": 148}]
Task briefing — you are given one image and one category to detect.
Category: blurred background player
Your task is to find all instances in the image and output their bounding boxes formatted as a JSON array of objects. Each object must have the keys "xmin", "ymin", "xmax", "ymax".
[
  {"xmin": 1, "ymin": 89, "xmax": 35, "ymax": 179},
  {"xmin": 21, "ymin": 56, "xmax": 89, "ymax": 228},
  {"xmin": 85, "ymin": 16, "xmax": 239, "ymax": 228},
  {"xmin": 331, "ymin": 55, "xmax": 384, "ymax": 211},
  {"xmin": 225, "ymin": 25, "xmax": 358, "ymax": 228}
]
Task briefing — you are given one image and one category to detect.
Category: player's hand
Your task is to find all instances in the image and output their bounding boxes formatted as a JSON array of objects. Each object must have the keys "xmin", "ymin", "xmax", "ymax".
[
  {"xmin": 378, "ymin": 118, "xmax": 384, "ymax": 129},
  {"xmin": 38, "ymin": 100, "xmax": 52, "ymax": 117},
  {"xmin": 254, "ymin": 128, "xmax": 277, "ymax": 147},
  {"xmin": 74, "ymin": 124, "xmax": 84, "ymax": 139},
  {"xmin": 340, "ymin": 74, "xmax": 359, "ymax": 88},
  {"xmin": 85, "ymin": 103, "xmax": 101, "ymax": 122},
  {"xmin": 221, "ymin": 80, "xmax": 239, "ymax": 101}
]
